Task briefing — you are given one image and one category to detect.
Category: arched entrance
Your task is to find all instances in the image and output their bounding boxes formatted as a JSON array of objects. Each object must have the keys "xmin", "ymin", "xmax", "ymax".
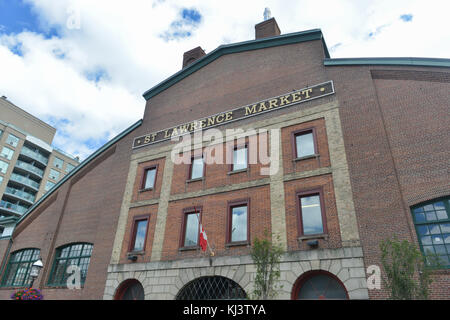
[
  {"xmin": 291, "ymin": 270, "xmax": 349, "ymax": 300},
  {"xmin": 176, "ymin": 276, "xmax": 247, "ymax": 300},
  {"xmin": 114, "ymin": 279, "xmax": 145, "ymax": 300}
]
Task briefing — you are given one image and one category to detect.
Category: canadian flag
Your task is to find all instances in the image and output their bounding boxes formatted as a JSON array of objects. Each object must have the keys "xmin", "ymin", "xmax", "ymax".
[{"xmin": 199, "ymin": 223, "xmax": 208, "ymax": 252}]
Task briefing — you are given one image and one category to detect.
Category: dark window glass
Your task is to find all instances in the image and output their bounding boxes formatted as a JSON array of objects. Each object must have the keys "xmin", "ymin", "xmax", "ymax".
[
  {"xmin": 231, "ymin": 205, "xmax": 247, "ymax": 242},
  {"xmin": 132, "ymin": 219, "xmax": 148, "ymax": 252},
  {"xmin": 143, "ymin": 168, "xmax": 156, "ymax": 189},
  {"xmin": 48, "ymin": 243, "xmax": 93, "ymax": 287},
  {"xmin": 297, "ymin": 273, "xmax": 347, "ymax": 300},
  {"xmin": 412, "ymin": 198, "xmax": 450, "ymax": 267},
  {"xmin": 121, "ymin": 281, "xmax": 145, "ymax": 300},
  {"xmin": 184, "ymin": 212, "xmax": 199, "ymax": 247},
  {"xmin": 300, "ymin": 194, "xmax": 323, "ymax": 235},
  {"xmin": 295, "ymin": 131, "xmax": 315, "ymax": 158},
  {"xmin": 1, "ymin": 248, "xmax": 40, "ymax": 287}
]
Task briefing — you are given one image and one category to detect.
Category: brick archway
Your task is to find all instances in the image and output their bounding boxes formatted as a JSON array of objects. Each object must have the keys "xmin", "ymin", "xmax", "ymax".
[
  {"xmin": 114, "ymin": 278, "xmax": 145, "ymax": 300},
  {"xmin": 291, "ymin": 270, "xmax": 349, "ymax": 300}
]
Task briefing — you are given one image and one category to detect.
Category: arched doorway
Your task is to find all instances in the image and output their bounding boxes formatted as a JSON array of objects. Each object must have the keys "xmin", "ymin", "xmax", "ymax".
[
  {"xmin": 114, "ymin": 279, "xmax": 145, "ymax": 300},
  {"xmin": 291, "ymin": 270, "xmax": 349, "ymax": 300},
  {"xmin": 176, "ymin": 276, "xmax": 247, "ymax": 300}
]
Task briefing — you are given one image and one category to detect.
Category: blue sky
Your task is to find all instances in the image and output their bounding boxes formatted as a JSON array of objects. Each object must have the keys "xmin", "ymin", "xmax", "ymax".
[
  {"xmin": 0, "ymin": 0, "xmax": 59, "ymax": 38},
  {"xmin": 0, "ymin": 0, "xmax": 39, "ymax": 35},
  {"xmin": 0, "ymin": 0, "xmax": 448, "ymax": 160}
]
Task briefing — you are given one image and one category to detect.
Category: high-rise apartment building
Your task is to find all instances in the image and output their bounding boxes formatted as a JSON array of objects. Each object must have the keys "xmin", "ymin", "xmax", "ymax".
[{"xmin": 0, "ymin": 96, "xmax": 79, "ymax": 236}]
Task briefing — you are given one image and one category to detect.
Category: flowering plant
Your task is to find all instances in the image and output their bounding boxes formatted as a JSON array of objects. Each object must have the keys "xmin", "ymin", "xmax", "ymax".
[{"xmin": 11, "ymin": 288, "xmax": 44, "ymax": 300}]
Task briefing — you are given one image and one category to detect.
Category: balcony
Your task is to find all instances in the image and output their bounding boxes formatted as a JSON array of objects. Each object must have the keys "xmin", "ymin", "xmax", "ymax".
[
  {"xmin": 3, "ymin": 187, "xmax": 36, "ymax": 205},
  {"xmin": 0, "ymin": 200, "xmax": 28, "ymax": 216},
  {"xmin": 9, "ymin": 173, "xmax": 40, "ymax": 191},
  {"xmin": 20, "ymin": 146, "xmax": 49, "ymax": 166},
  {"xmin": 14, "ymin": 160, "xmax": 44, "ymax": 178}
]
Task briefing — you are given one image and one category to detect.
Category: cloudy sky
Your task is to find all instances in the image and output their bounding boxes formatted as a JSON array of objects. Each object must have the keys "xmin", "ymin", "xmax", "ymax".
[{"xmin": 0, "ymin": 0, "xmax": 449, "ymax": 160}]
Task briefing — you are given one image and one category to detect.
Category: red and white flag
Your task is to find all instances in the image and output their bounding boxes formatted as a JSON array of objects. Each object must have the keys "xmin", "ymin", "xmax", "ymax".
[{"xmin": 199, "ymin": 223, "xmax": 208, "ymax": 252}]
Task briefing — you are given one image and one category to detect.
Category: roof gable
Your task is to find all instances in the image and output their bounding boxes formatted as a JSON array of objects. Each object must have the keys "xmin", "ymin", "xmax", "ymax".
[{"xmin": 142, "ymin": 29, "xmax": 328, "ymax": 101}]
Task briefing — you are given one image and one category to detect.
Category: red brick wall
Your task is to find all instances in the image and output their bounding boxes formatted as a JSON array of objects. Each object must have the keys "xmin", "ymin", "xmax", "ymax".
[
  {"xmin": 284, "ymin": 174, "xmax": 341, "ymax": 251},
  {"xmin": 0, "ymin": 129, "xmax": 135, "ymax": 300},
  {"xmin": 328, "ymin": 65, "xmax": 450, "ymax": 299},
  {"xmin": 131, "ymin": 157, "xmax": 165, "ymax": 202},
  {"xmin": 133, "ymin": 40, "xmax": 330, "ymax": 142},
  {"xmin": 119, "ymin": 204, "xmax": 158, "ymax": 264},
  {"xmin": 162, "ymin": 185, "xmax": 271, "ymax": 261},
  {"xmin": 170, "ymin": 133, "xmax": 269, "ymax": 195},
  {"xmin": 281, "ymin": 118, "xmax": 331, "ymax": 175}
]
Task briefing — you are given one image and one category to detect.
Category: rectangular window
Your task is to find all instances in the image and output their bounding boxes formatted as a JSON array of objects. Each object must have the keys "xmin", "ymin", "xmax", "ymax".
[
  {"xmin": 0, "ymin": 160, "xmax": 9, "ymax": 174},
  {"xmin": 65, "ymin": 163, "xmax": 75, "ymax": 173},
  {"xmin": 45, "ymin": 181, "xmax": 55, "ymax": 191},
  {"xmin": 53, "ymin": 157, "xmax": 64, "ymax": 169},
  {"xmin": 49, "ymin": 168, "xmax": 60, "ymax": 180},
  {"xmin": 1, "ymin": 147, "xmax": 14, "ymax": 160},
  {"xmin": 232, "ymin": 145, "xmax": 248, "ymax": 171},
  {"xmin": 6, "ymin": 134, "xmax": 19, "ymax": 147},
  {"xmin": 190, "ymin": 157, "xmax": 204, "ymax": 180},
  {"xmin": 129, "ymin": 217, "xmax": 148, "ymax": 252},
  {"xmin": 181, "ymin": 210, "xmax": 200, "ymax": 248},
  {"xmin": 298, "ymin": 192, "xmax": 325, "ymax": 236},
  {"xmin": 227, "ymin": 200, "xmax": 249, "ymax": 244},
  {"xmin": 412, "ymin": 198, "xmax": 450, "ymax": 267},
  {"xmin": 142, "ymin": 166, "xmax": 157, "ymax": 190},
  {"xmin": 294, "ymin": 130, "xmax": 316, "ymax": 159}
]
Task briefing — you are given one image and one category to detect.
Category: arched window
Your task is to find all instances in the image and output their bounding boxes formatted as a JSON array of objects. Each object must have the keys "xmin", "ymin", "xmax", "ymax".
[
  {"xmin": 411, "ymin": 196, "xmax": 450, "ymax": 267},
  {"xmin": 292, "ymin": 271, "xmax": 348, "ymax": 300},
  {"xmin": 176, "ymin": 276, "xmax": 247, "ymax": 300},
  {"xmin": 114, "ymin": 279, "xmax": 145, "ymax": 300},
  {"xmin": 47, "ymin": 243, "xmax": 93, "ymax": 287},
  {"xmin": 1, "ymin": 248, "xmax": 40, "ymax": 287}
]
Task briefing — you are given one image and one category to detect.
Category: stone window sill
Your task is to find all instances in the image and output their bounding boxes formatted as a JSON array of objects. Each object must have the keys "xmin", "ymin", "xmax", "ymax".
[
  {"xmin": 139, "ymin": 187, "xmax": 154, "ymax": 193},
  {"xmin": 293, "ymin": 154, "xmax": 319, "ymax": 162},
  {"xmin": 186, "ymin": 177, "xmax": 204, "ymax": 183},
  {"xmin": 179, "ymin": 246, "xmax": 200, "ymax": 252},
  {"xmin": 297, "ymin": 234, "xmax": 329, "ymax": 242},
  {"xmin": 227, "ymin": 168, "xmax": 248, "ymax": 175},
  {"xmin": 225, "ymin": 241, "xmax": 250, "ymax": 248},
  {"xmin": 127, "ymin": 250, "xmax": 145, "ymax": 256}
]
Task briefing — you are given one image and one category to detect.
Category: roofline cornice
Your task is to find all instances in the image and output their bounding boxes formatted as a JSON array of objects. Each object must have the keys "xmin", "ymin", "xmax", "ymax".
[{"xmin": 324, "ymin": 57, "xmax": 450, "ymax": 68}]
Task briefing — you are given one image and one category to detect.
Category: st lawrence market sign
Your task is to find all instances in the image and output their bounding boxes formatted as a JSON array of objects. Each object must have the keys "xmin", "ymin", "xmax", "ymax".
[{"xmin": 133, "ymin": 81, "xmax": 334, "ymax": 148}]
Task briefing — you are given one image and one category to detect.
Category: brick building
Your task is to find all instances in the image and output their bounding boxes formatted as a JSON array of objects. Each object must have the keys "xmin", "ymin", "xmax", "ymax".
[{"xmin": 0, "ymin": 17, "xmax": 448, "ymax": 300}]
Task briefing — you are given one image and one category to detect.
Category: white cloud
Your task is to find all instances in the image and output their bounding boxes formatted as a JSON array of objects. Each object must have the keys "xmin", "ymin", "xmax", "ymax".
[{"xmin": 0, "ymin": 0, "xmax": 449, "ymax": 160}]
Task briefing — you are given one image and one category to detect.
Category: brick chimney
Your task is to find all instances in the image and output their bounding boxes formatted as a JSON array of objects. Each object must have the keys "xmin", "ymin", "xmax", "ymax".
[
  {"xmin": 182, "ymin": 46, "xmax": 206, "ymax": 68},
  {"xmin": 255, "ymin": 17, "xmax": 281, "ymax": 39}
]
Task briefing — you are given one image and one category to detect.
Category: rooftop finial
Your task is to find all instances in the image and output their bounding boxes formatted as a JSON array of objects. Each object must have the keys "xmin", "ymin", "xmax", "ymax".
[{"xmin": 263, "ymin": 8, "xmax": 271, "ymax": 21}]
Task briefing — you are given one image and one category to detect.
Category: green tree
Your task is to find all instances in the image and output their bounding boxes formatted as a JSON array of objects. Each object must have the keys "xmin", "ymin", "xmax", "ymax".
[
  {"xmin": 379, "ymin": 236, "xmax": 439, "ymax": 299},
  {"xmin": 250, "ymin": 231, "xmax": 284, "ymax": 299}
]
